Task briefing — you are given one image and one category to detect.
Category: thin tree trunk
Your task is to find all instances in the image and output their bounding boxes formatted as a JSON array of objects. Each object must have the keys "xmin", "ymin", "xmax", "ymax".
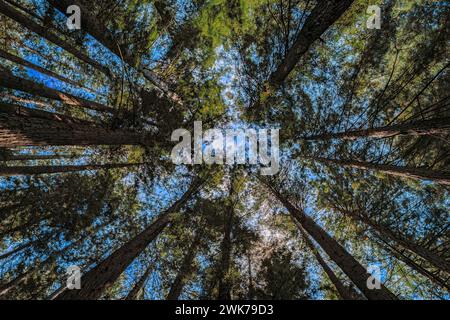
[
  {"xmin": 124, "ymin": 262, "xmax": 154, "ymax": 300},
  {"xmin": 337, "ymin": 207, "xmax": 450, "ymax": 273},
  {"xmin": 0, "ymin": 0, "xmax": 111, "ymax": 77},
  {"xmin": 217, "ymin": 179, "xmax": 235, "ymax": 300},
  {"xmin": 0, "ymin": 103, "xmax": 147, "ymax": 148},
  {"xmin": 55, "ymin": 177, "xmax": 205, "ymax": 300},
  {"xmin": 0, "ymin": 162, "xmax": 144, "ymax": 177},
  {"xmin": 264, "ymin": 182, "xmax": 398, "ymax": 300},
  {"xmin": 378, "ymin": 238, "xmax": 450, "ymax": 291},
  {"xmin": 246, "ymin": 252, "xmax": 255, "ymax": 300},
  {"xmin": 267, "ymin": 0, "xmax": 354, "ymax": 89},
  {"xmin": 295, "ymin": 221, "xmax": 363, "ymax": 300},
  {"xmin": 48, "ymin": 0, "xmax": 183, "ymax": 106},
  {"xmin": 0, "ymin": 48, "xmax": 100, "ymax": 95},
  {"xmin": 3, "ymin": 154, "xmax": 74, "ymax": 161},
  {"xmin": 303, "ymin": 117, "xmax": 450, "ymax": 140},
  {"xmin": 0, "ymin": 70, "xmax": 114, "ymax": 114},
  {"xmin": 166, "ymin": 232, "xmax": 201, "ymax": 300},
  {"xmin": 310, "ymin": 156, "xmax": 450, "ymax": 186},
  {"xmin": 0, "ymin": 222, "xmax": 103, "ymax": 297}
]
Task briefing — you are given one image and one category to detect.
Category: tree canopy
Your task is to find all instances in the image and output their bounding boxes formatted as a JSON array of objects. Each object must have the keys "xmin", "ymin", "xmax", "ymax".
[{"xmin": 0, "ymin": 0, "xmax": 448, "ymax": 300}]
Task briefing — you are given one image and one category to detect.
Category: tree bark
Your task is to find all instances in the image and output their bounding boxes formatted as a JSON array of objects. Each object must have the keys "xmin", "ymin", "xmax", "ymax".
[
  {"xmin": 54, "ymin": 177, "xmax": 205, "ymax": 300},
  {"xmin": 166, "ymin": 232, "xmax": 201, "ymax": 300},
  {"xmin": 0, "ymin": 162, "xmax": 144, "ymax": 177},
  {"xmin": 303, "ymin": 117, "xmax": 450, "ymax": 140},
  {"xmin": 295, "ymin": 221, "xmax": 363, "ymax": 300},
  {"xmin": 0, "ymin": 70, "xmax": 114, "ymax": 114},
  {"xmin": 47, "ymin": 0, "xmax": 183, "ymax": 106},
  {"xmin": 264, "ymin": 182, "xmax": 398, "ymax": 300},
  {"xmin": 0, "ymin": 103, "xmax": 147, "ymax": 148},
  {"xmin": 310, "ymin": 156, "xmax": 450, "ymax": 186},
  {"xmin": 267, "ymin": 0, "xmax": 354, "ymax": 89},
  {"xmin": 0, "ymin": 0, "xmax": 111, "ymax": 77},
  {"xmin": 124, "ymin": 262, "xmax": 154, "ymax": 300}
]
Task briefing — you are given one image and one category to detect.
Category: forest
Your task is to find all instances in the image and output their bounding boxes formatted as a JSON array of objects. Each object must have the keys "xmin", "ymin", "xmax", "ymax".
[{"xmin": 0, "ymin": 0, "xmax": 449, "ymax": 301}]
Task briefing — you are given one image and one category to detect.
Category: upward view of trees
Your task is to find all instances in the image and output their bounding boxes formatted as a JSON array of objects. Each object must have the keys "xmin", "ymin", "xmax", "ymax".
[{"xmin": 0, "ymin": 0, "xmax": 448, "ymax": 300}]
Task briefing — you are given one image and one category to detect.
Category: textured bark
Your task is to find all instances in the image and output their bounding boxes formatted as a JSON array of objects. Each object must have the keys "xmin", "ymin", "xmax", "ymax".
[
  {"xmin": 0, "ymin": 0, "xmax": 111, "ymax": 77},
  {"xmin": 124, "ymin": 262, "xmax": 154, "ymax": 300},
  {"xmin": 267, "ymin": 0, "xmax": 354, "ymax": 89},
  {"xmin": 48, "ymin": 0, "xmax": 183, "ymax": 106},
  {"xmin": 0, "ymin": 70, "xmax": 114, "ymax": 114},
  {"xmin": 295, "ymin": 221, "xmax": 363, "ymax": 300},
  {"xmin": 338, "ymin": 208, "xmax": 450, "ymax": 274},
  {"xmin": 166, "ymin": 233, "xmax": 201, "ymax": 300},
  {"xmin": 0, "ymin": 162, "xmax": 143, "ymax": 177},
  {"xmin": 311, "ymin": 156, "xmax": 450, "ymax": 186},
  {"xmin": 265, "ymin": 183, "xmax": 398, "ymax": 300},
  {"xmin": 55, "ymin": 177, "xmax": 205, "ymax": 300},
  {"xmin": 303, "ymin": 117, "xmax": 450, "ymax": 140},
  {"xmin": 0, "ymin": 103, "xmax": 147, "ymax": 148}
]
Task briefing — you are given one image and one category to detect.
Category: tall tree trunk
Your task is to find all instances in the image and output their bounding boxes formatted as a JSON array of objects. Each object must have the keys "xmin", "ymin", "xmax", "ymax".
[
  {"xmin": 124, "ymin": 262, "xmax": 154, "ymax": 300},
  {"xmin": 337, "ymin": 207, "xmax": 450, "ymax": 273},
  {"xmin": 246, "ymin": 252, "xmax": 255, "ymax": 300},
  {"xmin": 295, "ymin": 221, "xmax": 363, "ymax": 300},
  {"xmin": 166, "ymin": 232, "xmax": 201, "ymax": 300},
  {"xmin": 0, "ymin": 48, "xmax": 100, "ymax": 94},
  {"xmin": 217, "ymin": 179, "xmax": 235, "ymax": 300},
  {"xmin": 0, "ymin": 103, "xmax": 147, "ymax": 148},
  {"xmin": 0, "ymin": 162, "xmax": 143, "ymax": 177},
  {"xmin": 0, "ymin": 0, "xmax": 111, "ymax": 77},
  {"xmin": 3, "ymin": 153, "xmax": 74, "ymax": 162},
  {"xmin": 47, "ymin": 0, "xmax": 183, "ymax": 106},
  {"xmin": 378, "ymin": 237, "xmax": 450, "ymax": 291},
  {"xmin": 0, "ymin": 219, "xmax": 111, "ymax": 298},
  {"xmin": 55, "ymin": 177, "xmax": 205, "ymax": 300},
  {"xmin": 264, "ymin": 182, "xmax": 398, "ymax": 300},
  {"xmin": 0, "ymin": 70, "xmax": 114, "ymax": 114},
  {"xmin": 303, "ymin": 117, "xmax": 450, "ymax": 140},
  {"xmin": 310, "ymin": 156, "xmax": 450, "ymax": 186},
  {"xmin": 267, "ymin": 0, "xmax": 354, "ymax": 89}
]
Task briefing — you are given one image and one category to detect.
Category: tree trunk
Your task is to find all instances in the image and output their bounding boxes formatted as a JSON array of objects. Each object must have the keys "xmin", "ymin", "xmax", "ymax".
[
  {"xmin": 54, "ymin": 177, "xmax": 205, "ymax": 300},
  {"xmin": 48, "ymin": 0, "xmax": 183, "ymax": 106},
  {"xmin": 3, "ymin": 154, "xmax": 74, "ymax": 162},
  {"xmin": 303, "ymin": 117, "xmax": 450, "ymax": 140},
  {"xmin": 267, "ymin": 0, "xmax": 354, "ymax": 89},
  {"xmin": 310, "ymin": 156, "xmax": 450, "ymax": 186},
  {"xmin": 264, "ymin": 183, "xmax": 397, "ymax": 300},
  {"xmin": 124, "ymin": 262, "xmax": 154, "ymax": 300},
  {"xmin": 295, "ymin": 221, "xmax": 363, "ymax": 300},
  {"xmin": 378, "ymin": 238, "xmax": 450, "ymax": 291},
  {"xmin": 0, "ymin": 0, "xmax": 111, "ymax": 77},
  {"xmin": 0, "ymin": 162, "xmax": 143, "ymax": 177},
  {"xmin": 217, "ymin": 180, "xmax": 235, "ymax": 300},
  {"xmin": 0, "ymin": 70, "xmax": 114, "ymax": 114},
  {"xmin": 0, "ymin": 223, "xmax": 101, "ymax": 297},
  {"xmin": 0, "ymin": 104, "xmax": 147, "ymax": 148},
  {"xmin": 338, "ymin": 208, "xmax": 450, "ymax": 273},
  {"xmin": 0, "ymin": 48, "xmax": 99, "ymax": 94},
  {"xmin": 166, "ymin": 232, "xmax": 201, "ymax": 300}
]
